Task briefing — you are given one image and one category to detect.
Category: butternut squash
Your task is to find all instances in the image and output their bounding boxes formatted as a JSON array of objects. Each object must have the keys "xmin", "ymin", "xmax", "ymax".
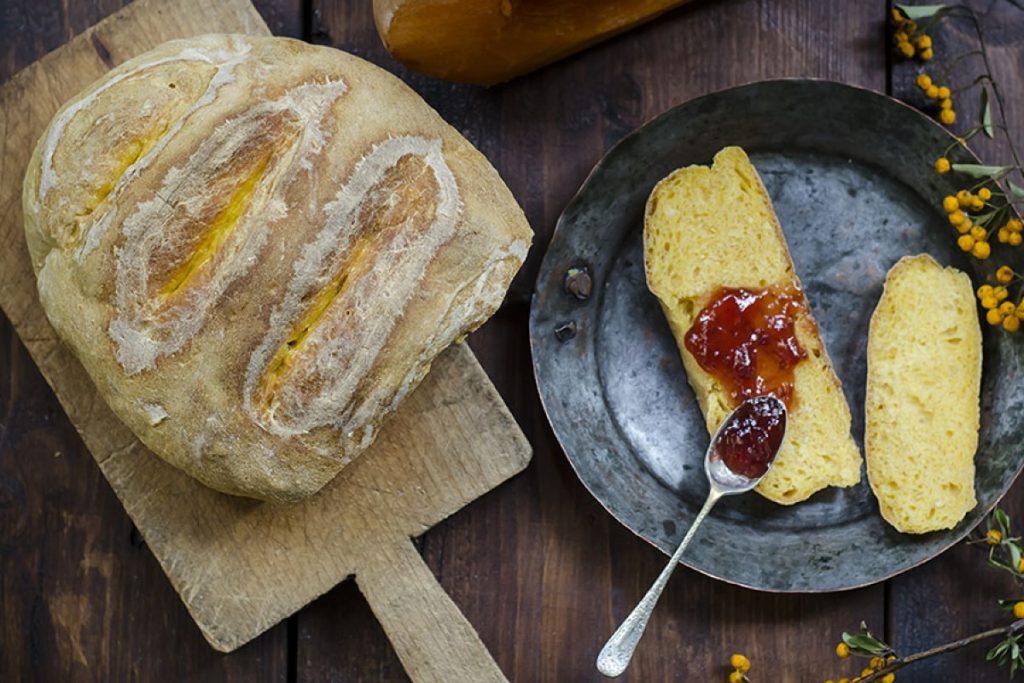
[{"xmin": 373, "ymin": 0, "xmax": 693, "ymax": 86}]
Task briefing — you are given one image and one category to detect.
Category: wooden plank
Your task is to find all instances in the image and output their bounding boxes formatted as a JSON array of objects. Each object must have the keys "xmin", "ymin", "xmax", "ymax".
[
  {"xmin": 295, "ymin": 581, "xmax": 408, "ymax": 681},
  {"xmin": 0, "ymin": 307, "xmax": 290, "ymax": 682},
  {"xmin": 302, "ymin": 0, "xmax": 889, "ymax": 680},
  {"xmin": 0, "ymin": 2, "xmax": 288, "ymax": 680},
  {"xmin": 0, "ymin": 0, "xmax": 129, "ymax": 78},
  {"xmin": 253, "ymin": 0, "xmax": 305, "ymax": 39},
  {"xmin": 1, "ymin": 0, "xmax": 530, "ymax": 680},
  {"xmin": 887, "ymin": 2, "xmax": 1024, "ymax": 681}
]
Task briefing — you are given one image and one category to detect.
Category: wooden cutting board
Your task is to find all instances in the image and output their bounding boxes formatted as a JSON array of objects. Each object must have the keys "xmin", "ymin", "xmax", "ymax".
[{"xmin": 0, "ymin": 0, "xmax": 530, "ymax": 680}]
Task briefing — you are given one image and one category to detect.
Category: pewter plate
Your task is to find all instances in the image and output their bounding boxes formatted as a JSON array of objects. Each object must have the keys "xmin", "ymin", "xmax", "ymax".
[{"xmin": 530, "ymin": 80, "xmax": 1024, "ymax": 592}]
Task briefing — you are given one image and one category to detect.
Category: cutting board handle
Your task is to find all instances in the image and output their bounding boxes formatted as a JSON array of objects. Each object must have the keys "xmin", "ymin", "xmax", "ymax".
[{"xmin": 356, "ymin": 536, "xmax": 508, "ymax": 683}]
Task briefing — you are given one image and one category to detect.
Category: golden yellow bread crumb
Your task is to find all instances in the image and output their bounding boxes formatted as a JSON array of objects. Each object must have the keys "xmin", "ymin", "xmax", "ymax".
[
  {"xmin": 866, "ymin": 254, "xmax": 980, "ymax": 533},
  {"xmin": 643, "ymin": 146, "xmax": 862, "ymax": 505}
]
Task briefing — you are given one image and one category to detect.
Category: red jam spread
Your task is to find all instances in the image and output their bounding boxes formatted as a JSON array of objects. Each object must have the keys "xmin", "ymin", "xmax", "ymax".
[
  {"xmin": 684, "ymin": 285, "xmax": 807, "ymax": 409},
  {"xmin": 712, "ymin": 395, "xmax": 787, "ymax": 479}
]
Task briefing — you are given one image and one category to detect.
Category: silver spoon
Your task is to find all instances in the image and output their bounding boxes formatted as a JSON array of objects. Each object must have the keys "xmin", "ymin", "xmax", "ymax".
[{"xmin": 596, "ymin": 394, "xmax": 788, "ymax": 678}]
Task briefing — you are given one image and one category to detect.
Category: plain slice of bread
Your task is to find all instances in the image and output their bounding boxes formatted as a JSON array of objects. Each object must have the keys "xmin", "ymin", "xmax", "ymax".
[
  {"xmin": 644, "ymin": 146, "xmax": 862, "ymax": 505},
  {"xmin": 866, "ymin": 254, "xmax": 980, "ymax": 533}
]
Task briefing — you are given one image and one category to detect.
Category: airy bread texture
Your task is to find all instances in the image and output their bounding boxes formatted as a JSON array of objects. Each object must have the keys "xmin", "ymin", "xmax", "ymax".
[
  {"xmin": 866, "ymin": 254, "xmax": 980, "ymax": 533},
  {"xmin": 23, "ymin": 34, "xmax": 532, "ymax": 502},
  {"xmin": 644, "ymin": 147, "xmax": 861, "ymax": 504}
]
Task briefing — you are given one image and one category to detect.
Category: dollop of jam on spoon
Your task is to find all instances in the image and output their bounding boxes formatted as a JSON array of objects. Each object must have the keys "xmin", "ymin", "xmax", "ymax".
[{"xmin": 709, "ymin": 394, "xmax": 787, "ymax": 479}]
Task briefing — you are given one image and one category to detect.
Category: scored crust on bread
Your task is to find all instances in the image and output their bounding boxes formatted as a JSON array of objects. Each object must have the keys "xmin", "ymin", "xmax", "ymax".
[
  {"xmin": 643, "ymin": 146, "xmax": 861, "ymax": 504},
  {"xmin": 23, "ymin": 34, "xmax": 532, "ymax": 502},
  {"xmin": 866, "ymin": 254, "xmax": 980, "ymax": 533}
]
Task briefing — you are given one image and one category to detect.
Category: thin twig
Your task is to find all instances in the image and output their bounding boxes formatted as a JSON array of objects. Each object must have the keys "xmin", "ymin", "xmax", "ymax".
[
  {"xmin": 946, "ymin": 6, "xmax": 1024, "ymax": 175},
  {"xmin": 938, "ymin": 48, "xmax": 984, "ymax": 83},
  {"xmin": 859, "ymin": 620, "xmax": 1024, "ymax": 682}
]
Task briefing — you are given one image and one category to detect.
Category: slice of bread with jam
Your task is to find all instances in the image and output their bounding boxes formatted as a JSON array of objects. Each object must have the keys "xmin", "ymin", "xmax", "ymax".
[{"xmin": 644, "ymin": 146, "xmax": 862, "ymax": 505}]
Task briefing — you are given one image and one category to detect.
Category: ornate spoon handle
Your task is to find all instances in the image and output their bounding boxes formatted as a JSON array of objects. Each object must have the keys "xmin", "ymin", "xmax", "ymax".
[{"xmin": 596, "ymin": 489, "xmax": 723, "ymax": 678}]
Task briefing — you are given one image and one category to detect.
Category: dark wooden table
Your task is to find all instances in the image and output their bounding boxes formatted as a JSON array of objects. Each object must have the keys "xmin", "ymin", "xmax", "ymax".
[{"xmin": 2, "ymin": 1, "xmax": 1023, "ymax": 681}]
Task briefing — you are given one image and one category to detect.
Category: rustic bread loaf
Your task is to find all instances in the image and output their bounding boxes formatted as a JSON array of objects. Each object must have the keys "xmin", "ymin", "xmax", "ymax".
[
  {"xmin": 23, "ymin": 34, "xmax": 532, "ymax": 502},
  {"xmin": 644, "ymin": 146, "xmax": 861, "ymax": 504},
  {"xmin": 866, "ymin": 254, "xmax": 980, "ymax": 533}
]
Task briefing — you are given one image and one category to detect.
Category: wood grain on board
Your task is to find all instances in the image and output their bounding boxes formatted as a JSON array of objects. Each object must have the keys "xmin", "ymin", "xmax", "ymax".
[
  {"xmin": 4, "ymin": 0, "xmax": 1024, "ymax": 681},
  {"xmin": 0, "ymin": 0, "xmax": 529, "ymax": 681},
  {"xmin": 887, "ymin": 2, "xmax": 1024, "ymax": 681}
]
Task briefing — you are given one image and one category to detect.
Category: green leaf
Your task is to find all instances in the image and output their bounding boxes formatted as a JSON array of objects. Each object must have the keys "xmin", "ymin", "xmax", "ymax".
[
  {"xmin": 975, "ymin": 210, "xmax": 996, "ymax": 226},
  {"xmin": 1011, "ymin": 542, "xmax": 1022, "ymax": 573},
  {"xmin": 999, "ymin": 599, "xmax": 1024, "ymax": 610},
  {"xmin": 981, "ymin": 85, "xmax": 994, "ymax": 138},
  {"xmin": 953, "ymin": 164, "xmax": 1014, "ymax": 179},
  {"xmin": 895, "ymin": 3, "xmax": 948, "ymax": 19},
  {"xmin": 1009, "ymin": 181, "xmax": 1024, "ymax": 200},
  {"xmin": 989, "ymin": 640, "xmax": 1009, "ymax": 661},
  {"xmin": 996, "ymin": 509, "xmax": 1013, "ymax": 535},
  {"xmin": 842, "ymin": 631, "xmax": 891, "ymax": 656}
]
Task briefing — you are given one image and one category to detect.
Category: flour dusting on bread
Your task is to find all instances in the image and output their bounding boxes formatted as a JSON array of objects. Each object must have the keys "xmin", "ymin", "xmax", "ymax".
[
  {"xmin": 37, "ymin": 41, "xmax": 251, "ymax": 202},
  {"xmin": 23, "ymin": 35, "xmax": 532, "ymax": 501},
  {"xmin": 244, "ymin": 135, "xmax": 460, "ymax": 441},
  {"xmin": 108, "ymin": 78, "xmax": 348, "ymax": 374}
]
